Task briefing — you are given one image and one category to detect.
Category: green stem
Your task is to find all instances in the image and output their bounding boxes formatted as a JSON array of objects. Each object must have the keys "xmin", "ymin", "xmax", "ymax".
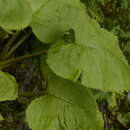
[
  {"xmin": 0, "ymin": 31, "xmax": 20, "ymax": 58},
  {"xmin": 0, "ymin": 51, "xmax": 46, "ymax": 69},
  {"xmin": 3, "ymin": 30, "xmax": 32, "ymax": 60}
]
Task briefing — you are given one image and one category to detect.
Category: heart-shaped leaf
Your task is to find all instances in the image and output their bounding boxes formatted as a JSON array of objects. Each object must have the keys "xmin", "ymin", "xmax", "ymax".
[{"xmin": 47, "ymin": 39, "xmax": 130, "ymax": 92}]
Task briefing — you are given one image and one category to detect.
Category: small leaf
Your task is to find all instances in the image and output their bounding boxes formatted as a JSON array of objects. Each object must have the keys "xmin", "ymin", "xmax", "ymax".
[
  {"xmin": 0, "ymin": 0, "xmax": 33, "ymax": 30},
  {"xmin": 0, "ymin": 114, "xmax": 4, "ymax": 121},
  {"xmin": 0, "ymin": 70, "xmax": 18, "ymax": 101}
]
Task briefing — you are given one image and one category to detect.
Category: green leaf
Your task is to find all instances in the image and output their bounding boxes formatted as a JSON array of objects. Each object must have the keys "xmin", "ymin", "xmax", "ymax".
[
  {"xmin": 31, "ymin": 0, "xmax": 87, "ymax": 43},
  {"xmin": 27, "ymin": 0, "xmax": 48, "ymax": 13},
  {"xmin": 0, "ymin": 27, "xmax": 8, "ymax": 39},
  {"xmin": 26, "ymin": 58, "xmax": 103, "ymax": 130},
  {"xmin": 117, "ymin": 112, "xmax": 130, "ymax": 126},
  {"xmin": 31, "ymin": 0, "xmax": 128, "ymax": 65},
  {"xmin": 0, "ymin": 0, "xmax": 33, "ymax": 30},
  {"xmin": 26, "ymin": 95, "xmax": 103, "ymax": 130},
  {"xmin": 0, "ymin": 70, "xmax": 18, "ymax": 101},
  {"xmin": 0, "ymin": 114, "xmax": 4, "ymax": 121},
  {"xmin": 47, "ymin": 39, "xmax": 130, "ymax": 92},
  {"xmin": 31, "ymin": 0, "xmax": 130, "ymax": 91},
  {"xmin": 31, "ymin": 0, "xmax": 126, "ymax": 64}
]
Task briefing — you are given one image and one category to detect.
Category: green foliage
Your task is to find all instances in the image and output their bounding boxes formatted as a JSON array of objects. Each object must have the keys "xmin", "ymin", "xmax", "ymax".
[
  {"xmin": 31, "ymin": 0, "xmax": 85, "ymax": 43},
  {"xmin": 26, "ymin": 95, "xmax": 103, "ymax": 130},
  {"xmin": 47, "ymin": 38, "xmax": 130, "ymax": 92},
  {"xmin": 117, "ymin": 112, "xmax": 130, "ymax": 126},
  {"xmin": 0, "ymin": 114, "xmax": 4, "ymax": 121},
  {"xmin": 0, "ymin": 0, "xmax": 130, "ymax": 129},
  {"xmin": 0, "ymin": 70, "xmax": 18, "ymax": 101},
  {"xmin": 0, "ymin": 70, "xmax": 18, "ymax": 123},
  {"xmin": 26, "ymin": 59, "xmax": 103, "ymax": 130},
  {"xmin": 81, "ymin": 0, "xmax": 105, "ymax": 22},
  {"xmin": 0, "ymin": 0, "xmax": 32, "ymax": 30}
]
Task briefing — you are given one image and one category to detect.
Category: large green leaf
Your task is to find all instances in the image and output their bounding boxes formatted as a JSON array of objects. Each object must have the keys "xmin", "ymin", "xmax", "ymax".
[
  {"xmin": 0, "ymin": 0, "xmax": 32, "ymax": 30},
  {"xmin": 26, "ymin": 95, "xmax": 103, "ymax": 130},
  {"xmin": 31, "ymin": 0, "xmax": 126, "ymax": 63},
  {"xmin": 47, "ymin": 39, "xmax": 130, "ymax": 92},
  {"xmin": 31, "ymin": 0, "xmax": 87, "ymax": 44},
  {"xmin": 26, "ymin": 58, "xmax": 103, "ymax": 130},
  {"xmin": 32, "ymin": 0, "xmax": 130, "ymax": 92},
  {"xmin": 0, "ymin": 70, "xmax": 18, "ymax": 101}
]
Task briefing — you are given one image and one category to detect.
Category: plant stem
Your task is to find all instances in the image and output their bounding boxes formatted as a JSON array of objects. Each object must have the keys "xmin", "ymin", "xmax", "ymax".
[
  {"xmin": 0, "ymin": 31, "xmax": 20, "ymax": 58},
  {"xmin": 0, "ymin": 51, "xmax": 46, "ymax": 69},
  {"xmin": 3, "ymin": 30, "xmax": 32, "ymax": 60}
]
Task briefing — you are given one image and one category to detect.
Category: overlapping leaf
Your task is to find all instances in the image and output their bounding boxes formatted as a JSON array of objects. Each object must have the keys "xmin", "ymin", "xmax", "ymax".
[
  {"xmin": 0, "ymin": 0, "xmax": 32, "ymax": 30},
  {"xmin": 47, "ymin": 39, "xmax": 130, "ymax": 92},
  {"xmin": 31, "ymin": 0, "xmax": 87, "ymax": 43},
  {"xmin": 0, "ymin": 70, "xmax": 18, "ymax": 101},
  {"xmin": 30, "ymin": 0, "xmax": 130, "ymax": 92},
  {"xmin": 26, "ymin": 95, "xmax": 103, "ymax": 130},
  {"xmin": 26, "ymin": 58, "xmax": 103, "ymax": 130},
  {"xmin": 31, "ymin": 0, "xmax": 127, "ymax": 64}
]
